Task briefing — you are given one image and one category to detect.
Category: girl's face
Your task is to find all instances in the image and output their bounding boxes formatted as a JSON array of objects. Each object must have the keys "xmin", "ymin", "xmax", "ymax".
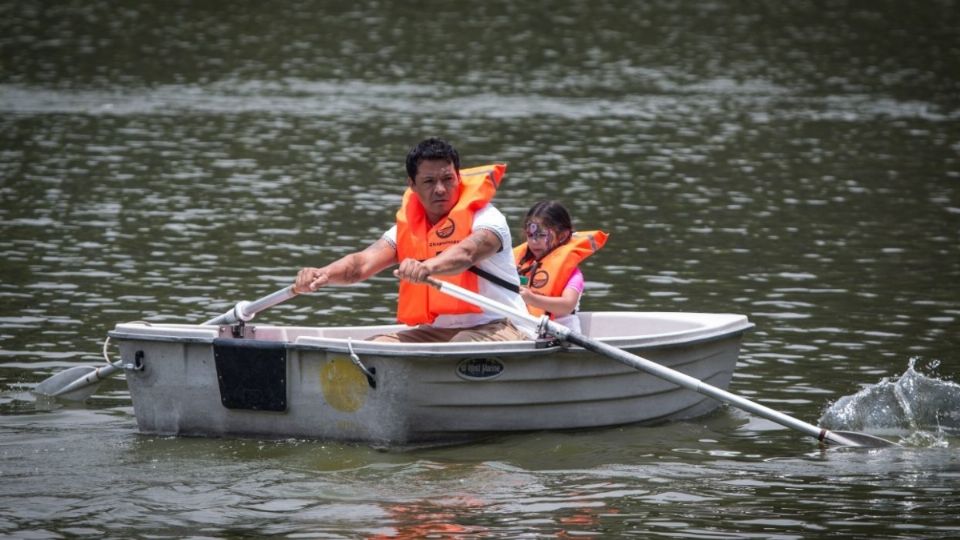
[{"xmin": 525, "ymin": 220, "xmax": 564, "ymax": 258}]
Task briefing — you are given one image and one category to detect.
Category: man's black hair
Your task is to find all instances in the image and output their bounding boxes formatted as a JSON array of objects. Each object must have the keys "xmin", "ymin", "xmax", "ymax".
[{"xmin": 405, "ymin": 138, "xmax": 460, "ymax": 180}]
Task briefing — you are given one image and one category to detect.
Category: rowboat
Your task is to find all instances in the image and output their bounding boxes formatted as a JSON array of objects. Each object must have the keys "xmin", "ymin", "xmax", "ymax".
[
  {"xmin": 107, "ymin": 311, "xmax": 753, "ymax": 446},
  {"xmin": 43, "ymin": 282, "xmax": 893, "ymax": 447}
]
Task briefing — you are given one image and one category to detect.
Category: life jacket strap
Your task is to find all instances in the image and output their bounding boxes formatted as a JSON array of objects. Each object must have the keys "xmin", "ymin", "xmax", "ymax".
[{"xmin": 467, "ymin": 266, "xmax": 520, "ymax": 294}]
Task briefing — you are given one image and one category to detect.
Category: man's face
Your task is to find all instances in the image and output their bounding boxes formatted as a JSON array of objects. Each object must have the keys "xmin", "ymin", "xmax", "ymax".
[{"xmin": 407, "ymin": 159, "xmax": 461, "ymax": 223}]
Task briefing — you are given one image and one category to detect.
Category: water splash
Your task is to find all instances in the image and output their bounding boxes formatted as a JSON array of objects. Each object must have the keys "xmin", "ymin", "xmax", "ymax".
[{"xmin": 819, "ymin": 358, "xmax": 960, "ymax": 446}]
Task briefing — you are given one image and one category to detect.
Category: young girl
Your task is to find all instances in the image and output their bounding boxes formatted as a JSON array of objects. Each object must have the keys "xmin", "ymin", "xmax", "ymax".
[{"xmin": 513, "ymin": 201, "xmax": 608, "ymax": 333}]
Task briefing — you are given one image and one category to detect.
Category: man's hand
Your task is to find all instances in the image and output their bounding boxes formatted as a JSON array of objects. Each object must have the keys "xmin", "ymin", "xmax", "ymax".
[
  {"xmin": 295, "ymin": 267, "xmax": 330, "ymax": 293},
  {"xmin": 393, "ymin": 258, "xmax": 432, "ymax": 284},
  {"xmin": 294, "ymin": 238, "xmax": 398, "ymax": 293}
]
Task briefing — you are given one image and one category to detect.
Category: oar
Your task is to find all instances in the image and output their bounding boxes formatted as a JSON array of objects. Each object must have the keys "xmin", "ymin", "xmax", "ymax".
[
  {"xmin": 202, "ymin": 285, "xmax": 298, "ymax": 326},
  {"xmin": 33, "ymin": 285, "xmax": 299, "ymax": 401},
  {"xmin": 422, "ymin": 277, "xmax": 898, "ymax": 448},
  {"xmin": 33, "ymin": 364, "xmax": 123, "ymax": 402}
]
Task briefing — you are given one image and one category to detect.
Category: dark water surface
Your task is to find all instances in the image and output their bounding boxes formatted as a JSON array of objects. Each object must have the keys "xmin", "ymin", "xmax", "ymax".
[{"xmin": 2, "ymin": 1, "xmax": 959, "ymax": 538}]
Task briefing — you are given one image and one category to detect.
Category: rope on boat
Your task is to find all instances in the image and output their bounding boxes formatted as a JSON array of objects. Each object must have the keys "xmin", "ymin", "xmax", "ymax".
[
  {"xmin": 346, "ymin": 338, "xmax": 377, "ymax": 388},
  {"xmin": 102, "ymin": 321, "xmax": 152, "ymax": 369}
]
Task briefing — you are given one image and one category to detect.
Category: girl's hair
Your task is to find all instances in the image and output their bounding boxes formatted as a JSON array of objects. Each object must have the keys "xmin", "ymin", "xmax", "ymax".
[{"xmin": 523, "ymin": 200, "xmax": 573, "ymax": 234}]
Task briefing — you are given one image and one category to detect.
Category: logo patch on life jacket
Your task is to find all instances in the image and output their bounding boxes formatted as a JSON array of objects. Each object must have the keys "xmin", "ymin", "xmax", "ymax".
[
  {"xmin": 436, "ymin": 218, "xmax": 456, "ymax": 239},
  {"xmin": 456, "ymin": 357, "xmax": 504, "ymax": 380},
  {"xmin": 531, "ymin": 269, "xmax": 550, "ymax": 289}
]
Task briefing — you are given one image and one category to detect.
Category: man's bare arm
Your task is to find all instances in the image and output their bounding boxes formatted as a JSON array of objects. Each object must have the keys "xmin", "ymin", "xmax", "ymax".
[
  {"xmin": 394, "ymin": 229, "xmax": 501, "ymax": 284},
  {"xmin": 295, "ymin": 238, "xmax": 397, "ymax": 293}
]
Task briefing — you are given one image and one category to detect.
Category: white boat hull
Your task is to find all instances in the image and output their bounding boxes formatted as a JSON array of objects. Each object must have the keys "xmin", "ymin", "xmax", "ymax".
[{"xmin": 109, "ymin": 312, "xmax": 752, "ymax": 445}]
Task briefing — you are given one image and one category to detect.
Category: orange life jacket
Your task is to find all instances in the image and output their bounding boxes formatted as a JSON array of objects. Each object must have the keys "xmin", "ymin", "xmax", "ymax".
[
  {"xmin": 513, "ymin": 230, "xmax": 608, "ymax": 318},
  {"xmin": 395, "ymin": 163, "xmax": 506, "ymax": 325}
]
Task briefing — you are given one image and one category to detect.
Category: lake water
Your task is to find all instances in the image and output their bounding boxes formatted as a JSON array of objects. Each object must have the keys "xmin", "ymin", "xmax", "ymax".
[{"xmin": 2, "ymin": 1, "xmax": 959, "ymax": 537}]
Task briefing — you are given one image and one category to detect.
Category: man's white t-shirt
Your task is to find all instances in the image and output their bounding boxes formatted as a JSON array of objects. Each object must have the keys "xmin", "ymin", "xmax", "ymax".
[{"xmin": 384, "ymin": 203, "xmax": 529, "ymax": 330}]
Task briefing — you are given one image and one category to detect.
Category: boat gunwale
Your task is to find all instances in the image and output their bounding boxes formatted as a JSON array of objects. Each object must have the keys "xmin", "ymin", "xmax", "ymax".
[{"xmin": 107, "ymin": 312, "xmax": 754, "ymax": 357}]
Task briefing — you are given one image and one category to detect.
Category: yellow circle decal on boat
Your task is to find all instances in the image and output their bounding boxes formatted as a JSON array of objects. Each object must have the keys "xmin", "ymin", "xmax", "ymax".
[{"xmin": 320, "ymin": 357, "xmax": 368, "ymax": 413}]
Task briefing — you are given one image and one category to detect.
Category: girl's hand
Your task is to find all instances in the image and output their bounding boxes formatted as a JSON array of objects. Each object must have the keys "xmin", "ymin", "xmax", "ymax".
[
  {"xmin": 519, "ymin": 286, "xmax": 537, "ymax": 303},
  {"xmin": 519, "ymin": 285, "xmax": 580, "ymax": 316}
]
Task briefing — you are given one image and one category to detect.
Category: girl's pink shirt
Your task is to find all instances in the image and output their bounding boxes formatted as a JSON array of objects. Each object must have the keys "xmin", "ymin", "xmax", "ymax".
[{"xmin": 563, "ymin": 267, "xmax": 585, "ymax": 293}]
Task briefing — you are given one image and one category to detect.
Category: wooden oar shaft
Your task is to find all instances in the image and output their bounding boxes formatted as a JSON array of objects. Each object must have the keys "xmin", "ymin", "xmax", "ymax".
[{"xmin": 423, "ymin": 277, "xmax": 862, "ymax": 448}]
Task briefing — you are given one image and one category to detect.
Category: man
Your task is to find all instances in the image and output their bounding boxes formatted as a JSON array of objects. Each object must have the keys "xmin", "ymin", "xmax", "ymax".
[{"xmin": 294, "ymin": 138, "xmax": 529, "ymax": 342}]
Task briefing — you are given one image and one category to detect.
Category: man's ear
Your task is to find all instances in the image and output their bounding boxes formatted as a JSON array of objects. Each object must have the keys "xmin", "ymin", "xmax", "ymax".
[{"xmin": 406, "ymin": 176, "xmax": 415, "ymax": 188}]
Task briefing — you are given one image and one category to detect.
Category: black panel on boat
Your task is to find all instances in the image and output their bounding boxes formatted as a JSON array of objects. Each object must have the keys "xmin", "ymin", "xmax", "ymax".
[{"xmin": 213, "ymin": 339, "xmax": 287, "ymax": 412}]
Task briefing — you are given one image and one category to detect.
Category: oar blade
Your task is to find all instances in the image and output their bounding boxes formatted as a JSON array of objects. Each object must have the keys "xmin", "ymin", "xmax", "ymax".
[
  {"xmin": 827, "ymin": 430, "xmax": 900, "ymax": 448},
  {"xmin": 55, "ymin": 380, "xmax": 105, "ymax": 402},
  {"xmin": 32, "ymin": 286, "xmax": 299, "ymax": 402},
  {"xmin": 32, "ymin": 366, "xmax": 99, "ymax": 401}
]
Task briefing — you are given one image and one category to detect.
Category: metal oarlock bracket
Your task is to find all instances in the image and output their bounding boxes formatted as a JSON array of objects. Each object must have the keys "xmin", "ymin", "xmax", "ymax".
[
  {"xmin": 347, "ymin": 338, "xmax": 377, "ymax": 389},
  {"xmin": 535, "ymin": 337, "xmax": 563, "ymax": 349},
  {"xmin": 536, "ymin": 315, "xmax": 551, "ymax": 340},
  {"xmin": 125, "ymin": 350, "xmax": 145, "ymax": 371},
  {"xmin": 222, "ymin": 321, "xmax": 257, "ymax": 339}
]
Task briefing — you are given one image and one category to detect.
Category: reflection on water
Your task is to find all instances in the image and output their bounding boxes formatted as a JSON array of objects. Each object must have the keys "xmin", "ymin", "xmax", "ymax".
[
  {"xmin": 2, "ymin": 0, "xmax": 959, "ymax": 537},
  {"xmin": 3, "ymin": 406, "xmax": 959, "ymax": 538}
]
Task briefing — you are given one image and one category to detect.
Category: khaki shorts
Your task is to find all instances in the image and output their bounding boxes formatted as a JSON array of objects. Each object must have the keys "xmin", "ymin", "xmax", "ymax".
[{"xmin": 369, "ymin": 319, "xmax": 528, "ymax": 343}]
